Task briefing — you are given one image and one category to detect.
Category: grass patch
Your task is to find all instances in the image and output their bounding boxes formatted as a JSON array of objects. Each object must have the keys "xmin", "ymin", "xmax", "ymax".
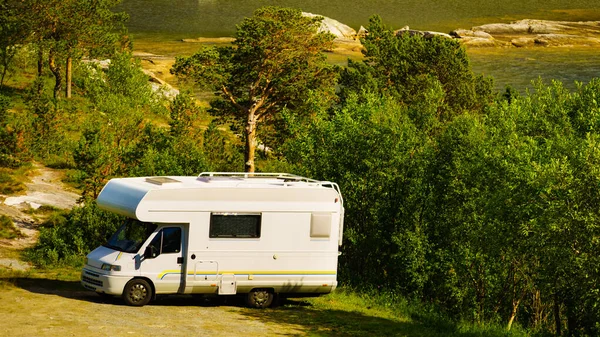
[
  {"xmin": 0, "ymin": 268, "xmax": 32, "ymax": 289},
  {"xmin": 0, "ymin": 215, "xmax": 23, "ymax": 239},
  {"xmin": 0, "ymin": 265, "xmax": 81, "ymax": 291},
  {"xmin": 25, "ymin": 265, "xmax": 82, "ymax": 282},
  {"xmin": 238, "ymin": 289, "xmax": 528, "ymax": 337},
  {"xmin": 0, "ymin": 168, "xmax": 26, "ymax": 195},
  {"xmin": 23, "ymin": 204, "xmax": 60, "ymax": 216}
]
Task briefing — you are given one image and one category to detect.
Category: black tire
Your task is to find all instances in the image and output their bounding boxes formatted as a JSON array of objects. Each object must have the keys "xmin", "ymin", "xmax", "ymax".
[
  {"xmin": 246, "ymin": 289, "xmax": 274, "ymax": 309},
  {"xmin": 122, "ymin": 279, "xmax": 153, "ymax": 306}
]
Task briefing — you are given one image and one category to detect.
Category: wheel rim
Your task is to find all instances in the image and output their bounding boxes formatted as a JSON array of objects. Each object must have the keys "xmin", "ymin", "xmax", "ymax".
[
  {"xmin": 129, "ymin": 283, "xmax": 147, "ymax": 303},
  {"xmin": 252, "ymin": 290, "xmax": 269, "ymax": 306}
]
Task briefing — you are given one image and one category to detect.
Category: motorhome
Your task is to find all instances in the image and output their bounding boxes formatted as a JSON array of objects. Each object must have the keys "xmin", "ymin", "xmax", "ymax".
[{"xmin": 81, "ymin": 172, "xmax": 344, "ymax": 308}]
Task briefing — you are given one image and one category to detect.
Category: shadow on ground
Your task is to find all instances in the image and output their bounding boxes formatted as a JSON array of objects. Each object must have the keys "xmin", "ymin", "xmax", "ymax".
[{"xmin": 3, "ymin": 276, "xmax": 249, "ymax": 308}]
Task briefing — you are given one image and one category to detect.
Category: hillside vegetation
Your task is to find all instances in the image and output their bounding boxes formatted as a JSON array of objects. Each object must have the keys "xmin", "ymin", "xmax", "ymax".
[{"xmin": 1, "ymin": 3, "xmax": 600, "ymax": 336}]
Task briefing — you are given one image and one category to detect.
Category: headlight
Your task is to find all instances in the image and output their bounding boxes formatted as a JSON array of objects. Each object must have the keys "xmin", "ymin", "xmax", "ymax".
[{"xmin": 101, "ymin": 263, "xmax": 121, "ymax": 271}]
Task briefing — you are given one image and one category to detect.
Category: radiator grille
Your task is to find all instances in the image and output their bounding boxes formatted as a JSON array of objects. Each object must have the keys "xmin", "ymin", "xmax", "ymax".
[{"xmin": 82, "ymin": 275, "xmax": 103, "ymax": 287}]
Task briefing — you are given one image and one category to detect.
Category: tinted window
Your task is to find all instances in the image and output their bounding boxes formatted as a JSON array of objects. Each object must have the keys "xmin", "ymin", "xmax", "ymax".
[
  {"xmin": 162, "ymin": 227, "xmax": 181, "ymax": 253},
  {"xmin": 147, "ymin": 227, "xmax": 182, "ymax": 257},
  {"xmin": 210, "ymin": 213, "xmax": 261, "ymax": 238}
]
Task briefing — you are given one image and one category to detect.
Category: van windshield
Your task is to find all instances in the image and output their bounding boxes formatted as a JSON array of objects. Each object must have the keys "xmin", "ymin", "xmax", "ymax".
[{"xmin": 104, "ymin": 219, "xmax": 157, "ymax": 253}]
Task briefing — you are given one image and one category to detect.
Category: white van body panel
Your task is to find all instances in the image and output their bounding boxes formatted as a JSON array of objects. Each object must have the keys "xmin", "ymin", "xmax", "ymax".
[{"xmin": 81, "ymin": 173, "xmax": 344, "ymax": 301}]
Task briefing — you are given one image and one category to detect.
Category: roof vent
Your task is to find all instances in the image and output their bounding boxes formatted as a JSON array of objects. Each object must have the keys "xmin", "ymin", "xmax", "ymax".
[{"xmin": 145, "ymin": 177, "xmax": 181, "ymax": 185}]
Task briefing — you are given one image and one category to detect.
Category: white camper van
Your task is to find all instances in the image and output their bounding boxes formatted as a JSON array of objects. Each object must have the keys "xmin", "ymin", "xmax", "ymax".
[{"xmin": 81, "ymin": 172, "xmax": 344, "ymax": 308}]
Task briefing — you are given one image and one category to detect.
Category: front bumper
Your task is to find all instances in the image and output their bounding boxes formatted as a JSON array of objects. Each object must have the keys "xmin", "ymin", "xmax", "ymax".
[{"xmin": 81, "ymin": 267, "xmax": 130, "ymax": 296}]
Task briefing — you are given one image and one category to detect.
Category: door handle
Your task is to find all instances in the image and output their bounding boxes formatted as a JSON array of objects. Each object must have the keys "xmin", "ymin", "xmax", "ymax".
[{"xmin": 177, "ymin": 257, "xmax": 184, "ymax": 264}]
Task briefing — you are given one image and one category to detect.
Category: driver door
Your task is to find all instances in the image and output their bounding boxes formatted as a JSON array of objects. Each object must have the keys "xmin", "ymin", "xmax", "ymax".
[{"xmin": 141, "ymin": 225, "xmax": 185, "ymax": 294}]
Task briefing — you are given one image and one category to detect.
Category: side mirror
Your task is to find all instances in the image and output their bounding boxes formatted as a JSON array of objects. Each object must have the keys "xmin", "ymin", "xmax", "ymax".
[{"xmin": 144, "ymin": 245, "xmax": 157, "ymax": 259}]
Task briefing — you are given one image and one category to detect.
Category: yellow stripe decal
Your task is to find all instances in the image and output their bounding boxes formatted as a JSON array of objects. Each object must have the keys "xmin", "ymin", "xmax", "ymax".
[
  {"xmin": 158, "ymin": 270, "xmax": 183, "ymax": 279},
  {"xmin": 158, "ymin": 270, "xmax": 336, "ymax": 280}
]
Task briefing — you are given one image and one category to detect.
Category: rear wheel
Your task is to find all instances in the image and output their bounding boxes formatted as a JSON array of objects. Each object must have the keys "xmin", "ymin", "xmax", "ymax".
[
  {"xmin": 246, "ymin": 288, "xmax": 274, "ymax": 308},
  {"xmin": 123, "ymin": 279, "xmax": 153, "ymax": 306}
]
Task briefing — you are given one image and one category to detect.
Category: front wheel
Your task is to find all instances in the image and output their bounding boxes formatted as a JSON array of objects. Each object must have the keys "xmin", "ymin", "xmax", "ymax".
[
  {"xmin": 246, "ymin": 288, "xmax": 274, "ymax": 308},
  {"xmin": 123, "ymin": 279, "xmax": 153, "ymax": 306}
]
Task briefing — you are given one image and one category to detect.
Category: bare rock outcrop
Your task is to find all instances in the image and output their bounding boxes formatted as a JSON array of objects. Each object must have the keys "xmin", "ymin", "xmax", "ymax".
[
  {"xmin": 302, "ymin": 12, "xmax": 357, "ymax": 40},
  {"xmin": 396, "ymin": 26, "xmax": 453, "ymax": 39},
  {"xmin": 462, "ymin": 19, "xmax": 600, "ymax": 48},
  {"xmin": 449, "ymin": 29, "xmax": 504, "ymax": 47}
]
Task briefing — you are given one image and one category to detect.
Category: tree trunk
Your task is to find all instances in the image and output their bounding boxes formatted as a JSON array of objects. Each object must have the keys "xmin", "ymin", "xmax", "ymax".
[
  {"xmin": 244, "ymin": 112, "xmax": 257, "ymax": 173},
  {"xmin": 65, "ymin": 57, "xmax": 72, "ymax": 98},
  {"xmin": 0, "ymin": 47, "xmax": 13, "ymax": 87},
  {"xmin": 0, "ymin": 64, "xmax": 7, "ymax": 88},
  {"xmin": 37, "ymin": 48, "xmax": 44, "ymax": 77},
  {"xmin": 48, "ymin": 50, "xmax": 62, "ymax": 100},
  {"xmin": 36, "ymin": 48, "xmax": 44, "ymax": 95},
  {"xmin": 507, "ymin": 298, "xmax": 521, "ymax": 330},
  {"xmin": 554, "ymin": 293, "xmax": 562, "ymax": 336},
  {"xmin": 532, "ymin": 289, "xmax": 543, "ymax": 330}
]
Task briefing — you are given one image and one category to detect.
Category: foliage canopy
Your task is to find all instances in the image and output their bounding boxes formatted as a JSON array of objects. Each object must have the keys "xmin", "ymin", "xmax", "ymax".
[{"xmin": 172, "ymin": 6, "xmax": 338, "ymax": 172}]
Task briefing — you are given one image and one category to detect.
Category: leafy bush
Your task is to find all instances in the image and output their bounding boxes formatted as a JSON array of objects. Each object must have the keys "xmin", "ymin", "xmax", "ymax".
[
  {"xmin": 285, "ymin": 79, "xmax": 600, "ymax": 335},
  {"xmin": 0, "ymin": 94, "xmax": 22, "ymax": 167},
  {"xmin": 26, "ymin": 202, "xmax": 125, "ymax": 267}
]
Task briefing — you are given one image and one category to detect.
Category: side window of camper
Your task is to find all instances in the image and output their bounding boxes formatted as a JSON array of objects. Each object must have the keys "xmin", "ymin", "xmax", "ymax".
[
  {"xmin": 147, "ymin": 227, "xmax": 182, "ymax": 257},
  {"xmin": 210, "ymin": 213, "xmax": 261, "ymax": 238}
]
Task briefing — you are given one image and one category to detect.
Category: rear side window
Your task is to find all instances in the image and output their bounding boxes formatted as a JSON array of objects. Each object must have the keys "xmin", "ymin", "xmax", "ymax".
[{"xmin": 210, "ymin": 213, "xmax": 261, "ymax": 238}]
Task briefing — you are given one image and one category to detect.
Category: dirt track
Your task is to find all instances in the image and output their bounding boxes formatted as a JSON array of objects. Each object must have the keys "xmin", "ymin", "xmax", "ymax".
[{"xmin": 0, "ymin": 279, "xmax": 307, "ymax": 337}]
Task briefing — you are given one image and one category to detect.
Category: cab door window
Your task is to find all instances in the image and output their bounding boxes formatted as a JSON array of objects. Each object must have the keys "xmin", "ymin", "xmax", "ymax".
[{"xmin": 147, "ymin": 227, "xmax": 182, "ymax": 257}]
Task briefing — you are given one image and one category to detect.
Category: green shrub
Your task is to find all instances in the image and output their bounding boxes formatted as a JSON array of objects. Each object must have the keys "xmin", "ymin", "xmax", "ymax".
[{"xmin": 26, "ymin": 202, "xmax": 125, "ymax": 267}]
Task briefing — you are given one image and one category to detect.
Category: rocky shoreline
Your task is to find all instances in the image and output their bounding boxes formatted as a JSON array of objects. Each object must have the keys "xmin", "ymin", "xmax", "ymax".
[
  {"xmin": 135, "ymin": 15, "xmax": 600, "ymax": 99},
  {"xmin": 453, "ymin": 19, "xmax": 600, "ymax": 47},
  {"xmin": 180, "ymin": 15, "xmax": 600, "ymax": 49}
]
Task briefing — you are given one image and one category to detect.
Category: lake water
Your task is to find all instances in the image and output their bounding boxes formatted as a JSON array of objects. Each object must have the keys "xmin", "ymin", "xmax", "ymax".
[{"xmin": 119, "ymin": 0, "xmax": 600, "ymax": 91}]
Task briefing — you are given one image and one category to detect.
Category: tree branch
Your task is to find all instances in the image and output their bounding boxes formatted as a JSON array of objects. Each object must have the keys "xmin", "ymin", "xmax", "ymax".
[{"xmin": 222, "ymin": 85, "xmax": 247, "ymax": 113}]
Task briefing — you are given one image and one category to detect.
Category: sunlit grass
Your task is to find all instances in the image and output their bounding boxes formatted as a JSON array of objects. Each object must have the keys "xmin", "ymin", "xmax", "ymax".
[
  {"xmin": 0, "ymin": 166, "xmax": 31, "ymax": 195},
  {"xmin": 267, "ymin": 289, "xmax": 530, "ymax": 337},
  {"xmin": 0, "ymin": 215, "xmax": 24, "ymax": 240}
]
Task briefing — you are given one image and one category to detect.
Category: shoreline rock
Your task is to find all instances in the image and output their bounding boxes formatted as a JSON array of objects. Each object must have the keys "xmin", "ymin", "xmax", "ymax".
[
  {"xmin": 453, "ymin": 19, "xmax": 600, "ymax": 48},
  {"xmin": 396, "ymin": 26, "xmax": 453, "ymax": 39},
  {"xmin": 181, "ymin": 37, "xmax": 235, "ymax": 44}
]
